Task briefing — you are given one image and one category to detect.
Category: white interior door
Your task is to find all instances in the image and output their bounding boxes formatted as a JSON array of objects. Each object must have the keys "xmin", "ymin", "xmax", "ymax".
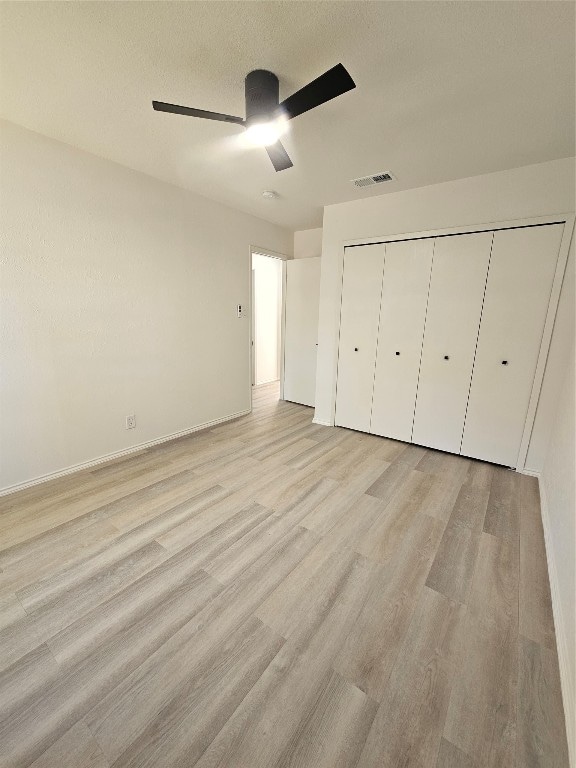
[
  {"xmin": 283, "ymin": 257, "xmax": 321, "ymax": 407},
  {"xmin": 461, "ymin": 224, "xmax": 564, "ymax": 466},
  {"xmin": 335, "ymin": 244, "xmax": 385, "ymax": 432},
  {"xmin": 412, "ymin": 232, "xmax": 493, "ymax": 453},
  {"xmin": 371, "ymin": 239, "xmax": 434, "ymax": 442}
]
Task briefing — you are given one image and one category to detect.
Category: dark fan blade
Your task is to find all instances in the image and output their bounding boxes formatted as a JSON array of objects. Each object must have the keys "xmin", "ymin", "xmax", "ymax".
[
  {"xmin": 265, "ymin": 141, "xmax": 293, "ymax": 172},
  {"xmin": 278, "ymin": 63, "xmax": 355, "ymax": 121},
  {"xmin": 152, "ymin": 101, "xmax": 245, "ymax": 125}
]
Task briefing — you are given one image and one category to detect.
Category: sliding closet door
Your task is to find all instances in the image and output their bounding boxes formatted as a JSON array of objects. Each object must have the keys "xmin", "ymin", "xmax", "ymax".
[
  {"xmin": 335, "ymin": 244, "xmax": 385, "ymax": 432},
  {"xmin": 412, "ymin": 232, "xmax": 492, "ymax": 453},
  {"xmin": 370, "ymin": 239, "xmax": 433, "ymax": 441},
  {"xmin": 461, "ymin": 224, "xmax": 564, "ymax": 466}
]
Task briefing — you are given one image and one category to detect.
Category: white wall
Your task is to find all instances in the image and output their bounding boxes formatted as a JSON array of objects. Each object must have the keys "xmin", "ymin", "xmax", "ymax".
[
  {"xmin": 526, "ymin": 236, "xmax": 575, "ymax": 471},
  {"xmin": 294, "ymin": 228, "xmax": 322, "ymax": 259},
  {"xmin": 314, "ymin": 157, "xmax": 575, "ymax": 475},
  {"xmin": 252, "ymin": 253, "xmax": 282, "ymax": 386},
  {"xmin": 540, "ymin": 344, "xmax": 575, "ymax": 767},
  {"xmin": 0, "ymin": 120, "xmax": 291, "ymax": 491}
]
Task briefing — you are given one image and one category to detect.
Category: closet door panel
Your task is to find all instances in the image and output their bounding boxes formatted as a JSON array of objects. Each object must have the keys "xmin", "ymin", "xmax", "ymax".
[
  {"xmin": 370, "ymin": 239, "xmax": 433, "ymax": 441},
  {"xmin": 461, "ymin": 224, "xmax": 564, "ymax": 467},
  {"xmin": 335, "ymin": 245, "xmax": 385, "ymax": 432},
  {"xmin": 412, "ymin": 232, "xmax": 492, "ymax": 453}
]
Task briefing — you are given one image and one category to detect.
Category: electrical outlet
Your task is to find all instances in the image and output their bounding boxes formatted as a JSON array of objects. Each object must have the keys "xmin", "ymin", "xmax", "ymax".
[
  {"xmin": 126, "ymin": 414, "xmax": 136, "ymax": 430},
  {"xmin": 237, "ymin": 304, "xmax": 244, "ymax": 318}
]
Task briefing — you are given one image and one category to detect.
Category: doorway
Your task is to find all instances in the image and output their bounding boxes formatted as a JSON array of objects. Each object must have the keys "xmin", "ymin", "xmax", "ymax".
[{"xmin": 251, "ymin": 251, "xmax": 284, "ymax": 402}]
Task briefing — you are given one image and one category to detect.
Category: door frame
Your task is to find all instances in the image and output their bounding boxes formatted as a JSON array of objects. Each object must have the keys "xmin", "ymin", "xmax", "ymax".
[
  {"xmin": 333, "ymin": 212, "xmax": 575, "ymax": 472},
  {"xmin": 248, "ymin": 245, "xmax": 289, "ymax": 410}
]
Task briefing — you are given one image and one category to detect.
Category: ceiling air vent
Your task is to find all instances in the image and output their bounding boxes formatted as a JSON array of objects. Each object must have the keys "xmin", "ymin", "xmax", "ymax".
[{"xmin": 352, "ymin": 171, "xmax": 396, "ymax": 188}]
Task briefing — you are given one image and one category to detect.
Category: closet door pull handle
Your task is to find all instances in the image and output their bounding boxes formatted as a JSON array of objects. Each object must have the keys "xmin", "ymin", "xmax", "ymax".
[
  {"xmin": 502, "ymin": 360, "xmax": 508, "ymax": 365},
  {"xmin": 354, "ymin": 347, "xmax": 359, "ymax": 352},
  {"xmin": 395, "ymin": 351, "xmax": 400, "ymax": 356},
  {"xmin": 444, "ymin": 355, "xmax": 450, "ymax": 360}
]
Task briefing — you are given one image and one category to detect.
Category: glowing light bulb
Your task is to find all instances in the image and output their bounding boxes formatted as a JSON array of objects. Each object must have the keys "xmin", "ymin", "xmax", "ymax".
[{"xmin": 245, "ymin": 121, "xmax": 282, "ymax": 146}]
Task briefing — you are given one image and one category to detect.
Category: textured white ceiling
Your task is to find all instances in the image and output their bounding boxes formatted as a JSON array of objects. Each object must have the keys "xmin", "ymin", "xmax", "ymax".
[{"xmin": 0, "ymin": 1, "xmax": 574, "ymax": 230}]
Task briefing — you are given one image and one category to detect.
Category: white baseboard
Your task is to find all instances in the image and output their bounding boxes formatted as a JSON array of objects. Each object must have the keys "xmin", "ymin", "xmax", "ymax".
[
  {"xmin": 520, "ymin": 467, "xmax": 541, "ymax": 478},
  {"xmin": 312, "ymin": 417, "xmax": 334, "ymax": 427},
  {"xmin": 538, "ymin": 478, "xmax": 575, "ymax": 768},
  {"xmin": 0, "ymin": 409, "xmax": 251, "ymax": 497}
]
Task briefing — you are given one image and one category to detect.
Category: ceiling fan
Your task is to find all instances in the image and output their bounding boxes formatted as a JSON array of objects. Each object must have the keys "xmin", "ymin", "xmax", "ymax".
[{"xmin": 152, "ymin": 63, "xmax": 356, "ymax": 172}]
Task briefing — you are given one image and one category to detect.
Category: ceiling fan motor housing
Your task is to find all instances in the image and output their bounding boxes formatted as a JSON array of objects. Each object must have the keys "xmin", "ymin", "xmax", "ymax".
[{"xmin": 245, "ymin": 70, "xmax": 279, "ymax": 125}]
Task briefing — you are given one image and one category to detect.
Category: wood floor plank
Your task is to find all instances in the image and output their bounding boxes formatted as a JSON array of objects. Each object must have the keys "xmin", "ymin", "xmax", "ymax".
[
  {"xmin": 435, "ymin": 737, "xmax": 476, "ymax": 768},
  {"xmin": 416, "ymin": 450, "xmax": 471, "ymax": 482},
  {"xmin": 518, "ymin": 634, "xmax": 569, "ymax": 768},
  {"xmin": 319, "ymin": 494, "xmax": 386, "ymax": 555},
  {"xmin": 247, "ymin": 427, "xmax": 319, "ymax": 460},
  {"xmin": 520, "ymin": 475, "xmax": 556, "ymax": 650},
  {"xmin": 425, "ymin": 522, "xmax": 481, "ymax": 605},
  {"xmin": 48, "ymin": 503, "xmax": 271, "ymax": 667},
  {"xmin": 354, "ymin": 470, "xmax": 436, "ymax": 563},
  {"xmin": 425, "ymin": 469, "xmax": 492, "ymax": 604},
  {"xmin": 256, "ymin": 542, "xmax": 373, "ymax": 645},
  {"xmin": 356, "ymin": 587, "xmax": 464, "ymax": 768},
  {"xmin": 364, "ymin": 460, "xmax": 415, "ymax": 506},
  {"xmin": 85, "ymin": 527, "xmax": 318, "ymax": 763},
  {"xmin": 333, "ymin": 514, "xmax": 445, "ymax": 701},
  {"xmin": 6, "ymin": 484, "xmax": 226, "ymax": 610},
  {"xmin": 203, "ymin": 507, "xmax": 297, "ymax": 585},
  {"xmin": 1, "ymin": 541, "xmax": 168, "ymax": 671},
  {"xmin": 97, "ymin": 617, "xmax": 285, "ymax": 768},
  {"xmin": 319, "ymin": 435, "xmax": 388, "ymax": 481},
  {"xmin": 254, "ymin": 462, "xmax": 327, "ymax": 511},
  {"xmin": 194, "ymin": 555, "xmax": 375, "ymax": 768},
  {"xmin": 0, "ymin": 382, "xmax": 567, "ymax": 768},
  {"xmin": 419, "ymin": 473, "xmax": 464, "ymax": 522},
  {"xmin": 0, "ymin": 465, "xmax": 206, "ymax": 560},
  {"xmin": 28, "ymin": 722, "xmax": 110, "ymax": 768},
  {"xmin": 483, "ymin": 466, "xmax": 521, "ymax": 545},
  {"xmin": 0, "ymin": 643, "xmax": 60, "ymax": 719},
  {"xmin": 275, "ymin": 670, "xmax": 378, "ymax": 768},
  {"xmin": 392, "ymin": 443, "xmax": 429, "ymax": 468},
  {"xmin": 0, "ymin": 457, "xmax": 217, "ymax": 549},
  {"xmin": 299, "ymin": 460, "xmax": 389, "ymax": 536},
  {"xmin": 443, "ymin": 532, "xmax": 519, "ymax": 767},
  {"xmin": 17, "ymin": 540, "xmax": 166, "ymax": 614},
  {"xmin": 0, "ymin": 570, "xmax": 223, "ymax": 768},
  {"xmin": 0, "ymin": 592, "xmax": 27, "ymax": 629},
  {"xmin": 355, "ymin": 434, "xmax": 408, "ymax": 462},
  {"xmin": 0, "ymin": 518, "xmax": 120, "ymax": 580},
  {"xmin": 272, "ymin": 475, "xmax": 338, "ymax": 519}
]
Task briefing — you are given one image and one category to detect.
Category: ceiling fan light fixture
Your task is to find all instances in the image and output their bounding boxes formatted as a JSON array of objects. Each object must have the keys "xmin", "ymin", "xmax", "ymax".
[{"xmin": 152, "ymin": 63, "xmax": 355, "ymax": 171}]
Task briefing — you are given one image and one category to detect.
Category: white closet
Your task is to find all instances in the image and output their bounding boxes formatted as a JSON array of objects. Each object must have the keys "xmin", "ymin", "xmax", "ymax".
[
  {"xmin": 335, "ymin": 244, "xmax": 385, "ymax": 432},
  {"xmin": 411, "ymin": 232, "xmax": 492, "ymax": 453},
  {"xmin": 371, "ymin": 239, "xmax": 433, "ymax": 442},
  {"xmin": 335, "ymin": 222, "xmax": 566, "ymax": 468},
  {"xmin": 460, "ymin": 224, "xmax": 564, "ymax": 466}
]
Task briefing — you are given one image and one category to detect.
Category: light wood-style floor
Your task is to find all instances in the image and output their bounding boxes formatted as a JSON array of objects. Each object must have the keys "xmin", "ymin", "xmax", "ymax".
[{"xmin": 0, "ymin": 382, "xmax": 569, "ymax": 768}]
